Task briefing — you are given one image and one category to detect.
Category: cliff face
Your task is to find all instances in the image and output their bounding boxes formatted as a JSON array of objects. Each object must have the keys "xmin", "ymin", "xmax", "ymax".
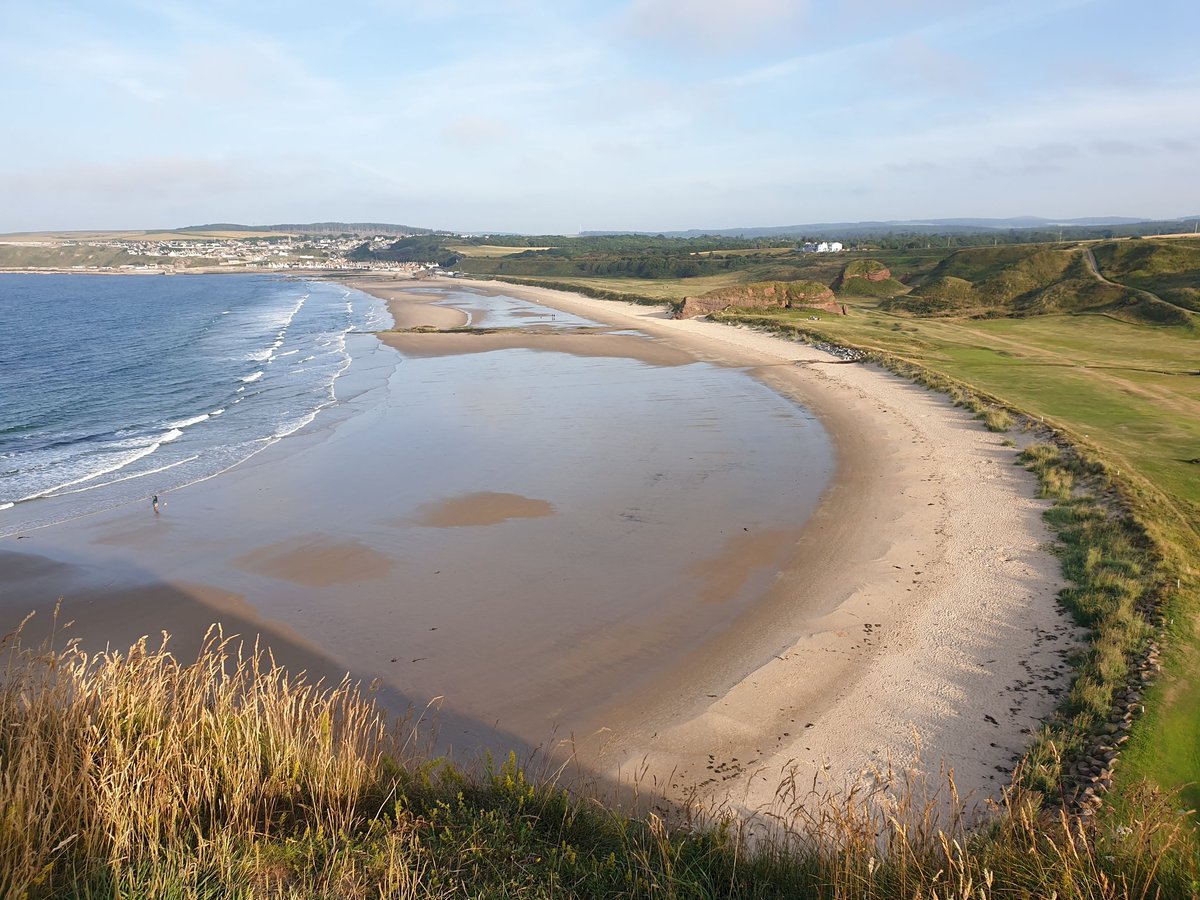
[{"xmin": 676, "ymin": 281, "xmax": 838, "ymax": 318}]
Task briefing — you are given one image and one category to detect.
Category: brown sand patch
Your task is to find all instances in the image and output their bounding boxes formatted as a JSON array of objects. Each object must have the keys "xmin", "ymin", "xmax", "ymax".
[
  {"xmin": 686, "ymin": 528, "xmax": 806, "ymax": 604},
  {"xmin": 379, "ymin": 330, "xmax": 693, "ymax": 367},
  {"xmin": 234, "ymin": 536, "xmax": 394, "ymax": 587},
  {"xmin": 417, "ymin": 492, "xmax": 556, "ymax": 527}
]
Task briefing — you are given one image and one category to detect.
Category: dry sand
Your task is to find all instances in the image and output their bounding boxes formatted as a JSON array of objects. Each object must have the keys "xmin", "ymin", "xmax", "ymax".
[{"xmin": 382, "ymin": 278, "xmax": 1080, "ymax": 817}]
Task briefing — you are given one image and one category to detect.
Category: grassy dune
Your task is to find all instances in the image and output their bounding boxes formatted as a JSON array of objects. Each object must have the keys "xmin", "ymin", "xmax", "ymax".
[{"xmin": 3, "ymin": 624, "xmax": 1195, "ymax": 897}]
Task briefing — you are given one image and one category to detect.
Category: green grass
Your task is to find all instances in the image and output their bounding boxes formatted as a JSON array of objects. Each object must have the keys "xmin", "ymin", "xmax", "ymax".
[
  {"xmin": 709, "ymin": 301, "xmax": 1200, "ymax": 817},
  {"xmin": 0, "ymin": 243, "xmax": 167, "ymax": 269},
  {"xmin": 488, "ymin": 273, "xmax": 743, "ymax": 301},
  {"xmin": 446, "ymin": 244, "xmax": 557, "ymax": 258}
]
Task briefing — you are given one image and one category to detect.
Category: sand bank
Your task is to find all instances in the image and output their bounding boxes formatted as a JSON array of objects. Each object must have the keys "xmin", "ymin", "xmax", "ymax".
[
  {"xmin": 377, "ymin": 278, "xmax": 1079, "ymax": 816},
  {"xmin": 337, "ymin": 275, "xmax": 470, "ymax": 330}
]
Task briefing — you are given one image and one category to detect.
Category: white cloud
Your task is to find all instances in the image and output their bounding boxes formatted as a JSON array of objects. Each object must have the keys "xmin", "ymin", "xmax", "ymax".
[{"xmin": 620, "ymin": 0, "xmax": 808, "ymax": 51}]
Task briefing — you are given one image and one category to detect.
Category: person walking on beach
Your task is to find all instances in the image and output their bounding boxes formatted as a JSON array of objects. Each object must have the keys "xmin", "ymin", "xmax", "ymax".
[{"xmin": 152, "ymin": 494, "xmax": 159, "ymax": 513}]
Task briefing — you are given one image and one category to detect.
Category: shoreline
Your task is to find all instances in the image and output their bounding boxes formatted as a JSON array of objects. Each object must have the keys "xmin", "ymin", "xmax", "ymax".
[
  {"xmin": 350, "ymin": 275, "xmax": 1079, "ymax": 816},
  {"xmin": 0, "ymin": 270, "xmax": 1079, "ymax": 822}
]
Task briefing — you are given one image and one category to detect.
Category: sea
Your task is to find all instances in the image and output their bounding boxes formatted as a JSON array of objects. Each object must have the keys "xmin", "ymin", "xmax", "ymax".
[{"xmin": 0, "ymin": 273, "xmax": 389, "ymax": 536}]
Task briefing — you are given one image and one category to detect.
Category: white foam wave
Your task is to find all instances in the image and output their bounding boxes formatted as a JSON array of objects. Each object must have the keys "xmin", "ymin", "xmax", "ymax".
[
  {"xmin": 46, "ymin": 455, "xmax": 202, "ymax": 498},
  {"xmin": 245, "ymin": 348, "xmax": 274, "ymax": 362},
  {"xmin": 169, "ymin": 413, "xmax": 210, "ymax": 429},
  {"xmin": 240, "ymin": 371, "xmax": 264, "ymax": 384},
  {"xmin": 0, "ymin": 502, "xmax": 13, "ymax": 511},
  {"xmin": 210, "ymin": 408, "xmax": 225, "ymax": 416},
  {"xmin": 18, "ymin": 432, "xmax": 170, "ymax": 501},
  {"xmin": 278, "ymin": 349, "xmax": 299, "ymax": 358}
]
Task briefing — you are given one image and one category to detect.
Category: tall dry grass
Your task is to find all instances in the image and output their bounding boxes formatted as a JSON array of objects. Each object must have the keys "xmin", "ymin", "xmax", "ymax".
[
  {"xmin": 1, "ymin": 618, "xmax": 1195, "ymax": 897},
  {"xmin": 0, "ymin": 617, "xmax": 403, "ymax": 896}
]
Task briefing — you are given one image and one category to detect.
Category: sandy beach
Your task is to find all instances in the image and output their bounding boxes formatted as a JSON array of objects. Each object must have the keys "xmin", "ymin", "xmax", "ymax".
[
  {"xmin": 0, "ymin": 273, "xmax": 1078, "ymax": 823},
  {"xmin": 366, "ymin": 277, "xmax": 1080, "ymax": 815}
]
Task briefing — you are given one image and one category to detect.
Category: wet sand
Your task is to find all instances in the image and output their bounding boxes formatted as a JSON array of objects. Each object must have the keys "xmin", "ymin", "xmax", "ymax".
[
  {"xmin": 0, "ymin": 275, "xmax": 1078, "ymax": 823},
  {"xmin": 0, "ymin": 305, "xmax": 834, "ymax": 776},
  {"xmin": 367, "ymin": 279, "xmax": 1080, "ymax": 819},
  {"xmin": 337, "ymin": 276, "xmax": 470, "ymax": 329}
]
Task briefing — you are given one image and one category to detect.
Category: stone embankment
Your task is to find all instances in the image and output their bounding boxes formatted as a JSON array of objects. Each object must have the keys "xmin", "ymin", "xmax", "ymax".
[{"xmin": 1066, "ymin": 635, "xmax": 1162, "ymax": 816}]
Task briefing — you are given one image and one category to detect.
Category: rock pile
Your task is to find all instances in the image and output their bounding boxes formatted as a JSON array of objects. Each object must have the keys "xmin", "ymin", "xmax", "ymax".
[{"xmin": 1063, "ymin": 638, "xmax": 1161, "ymax": 817}]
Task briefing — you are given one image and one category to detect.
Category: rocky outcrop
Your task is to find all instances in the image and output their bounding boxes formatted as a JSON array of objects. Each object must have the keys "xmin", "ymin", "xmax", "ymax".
[
  {"xmin": 675, "ymin": 281, "xmax": 839, "ymax": 319},
  {"xmin": 841, "ymin": 259, "xmax": 893, "ymax": 282}
]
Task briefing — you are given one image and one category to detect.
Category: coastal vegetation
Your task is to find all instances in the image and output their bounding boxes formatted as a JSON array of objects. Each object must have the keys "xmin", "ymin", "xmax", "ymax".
[
  {"xmin": 695, "ymin": 303, "xmax": 1198, "ymax": 813},
  {"xmin": 464, "ymin": 236, "xmax": 1198, "ymax": 327},
  {"xmin": 4, "ymin": 625, "xmax": 1196, "ymax": 897}
]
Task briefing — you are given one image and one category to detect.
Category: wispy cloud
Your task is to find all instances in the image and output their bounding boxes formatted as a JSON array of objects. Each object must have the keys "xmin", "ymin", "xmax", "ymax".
[{"xmin": 619, "ymin": 0, "xmax": 808, "ymax": 52}]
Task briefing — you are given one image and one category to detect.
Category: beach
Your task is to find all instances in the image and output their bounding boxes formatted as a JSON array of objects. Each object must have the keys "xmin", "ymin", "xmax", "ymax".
[
  {"xmin": 0, "ymin": 274, "xmax": 1078, "ymax": 820},
  {"xmin": 363, "ymin": 276, "xmax": 1079, "ymax": 814}
]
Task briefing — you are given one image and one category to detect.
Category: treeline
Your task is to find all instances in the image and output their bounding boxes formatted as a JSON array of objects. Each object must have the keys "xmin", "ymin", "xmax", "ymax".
[
  {"xmin": 463, "ymin": 252, "xmax": 786, "ymax": 279},
  {"xmin": 460, "ymin": 234, "xmax": 797, "ymax": 254},
  {"xmin": 348, "ymin": 235, "xmax": 462, "ymax": 267}
]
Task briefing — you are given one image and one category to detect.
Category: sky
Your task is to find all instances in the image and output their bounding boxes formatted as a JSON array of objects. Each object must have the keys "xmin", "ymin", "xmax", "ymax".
[{"xmin": 1, "ymin": 0, "xmax": 1197, "ymax": 233}]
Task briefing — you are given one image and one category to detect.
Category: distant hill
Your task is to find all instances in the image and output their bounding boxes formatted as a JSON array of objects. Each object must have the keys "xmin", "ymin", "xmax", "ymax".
[
  {"xmin": 583, "ymin": 216, "xmax": 1190, "ymax": 240},
  {"xmin": 179, "ymin": 222, "xmax": 434, "ymax": 236}
]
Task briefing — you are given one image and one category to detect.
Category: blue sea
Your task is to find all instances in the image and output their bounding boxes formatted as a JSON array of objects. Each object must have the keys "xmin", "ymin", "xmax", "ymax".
[{"xmin": 0, "ymin": 273, "xmax": 389, "ymax": 535}]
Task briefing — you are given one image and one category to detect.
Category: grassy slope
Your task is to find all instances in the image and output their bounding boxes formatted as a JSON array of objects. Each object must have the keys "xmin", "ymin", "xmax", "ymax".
[
  {"xmin": 0, "ymin": 244, "xmax": 166, "ymax": 268},
  {"xmin": 1091, "ymin": 238, "xmax": 1200, "ymax": 311},
  {"xmin": 448, "ymin": 244, "xmax": 557, "ymax": 258},
  {"xmin": 714, "ymin": 301, "xmax": 1200, "ymax": 812},
  {"xmin": 6, "ymin": 629, "xmax": 1196, "ymax": 897}
]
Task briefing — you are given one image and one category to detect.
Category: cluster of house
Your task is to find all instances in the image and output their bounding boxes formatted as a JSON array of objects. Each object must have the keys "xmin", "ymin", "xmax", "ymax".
[
  {"xmin": 58, "ymin": 234, "xmax": 427, "ymax": 272},
  {"xmin": 799, "ymin": 241, "xmax": 844, "ymax": 253}
]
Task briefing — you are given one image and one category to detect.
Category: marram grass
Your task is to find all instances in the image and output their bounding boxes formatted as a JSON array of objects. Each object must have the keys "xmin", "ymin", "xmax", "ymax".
[{"xmin": 1, "ymin": 621, "xmax": 1196, "ymax": 897}]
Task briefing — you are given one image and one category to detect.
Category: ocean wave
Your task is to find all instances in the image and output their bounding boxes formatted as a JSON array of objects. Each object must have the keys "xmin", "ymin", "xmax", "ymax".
[
  {"xmin": 17, "ymin": 430, "xmax": 173, "ymax": 501},
  {"xmin": 210, "ymin": 408, "xmax": 225, "ymax": 416},
  {"xmin": 46, "ymin": 454, "xmax": 202, "ymax": 498},
  {"xmin": 240, "ymin": 371, "xmax": 264, "ymax": 384},
  {"xmin": 278, "ymin": 349, "xmax": 299, "ymax": 358},
  {"xmin": 0, "ymin": 502, "xmax": 13, "ymax": 511},
  {"xmin": 169, "ymin": 413, "xmax": 210, "ymax": 429},
  {"xmin": 245, "ymin": 348, "xmax": 274, "ymax": 362}
]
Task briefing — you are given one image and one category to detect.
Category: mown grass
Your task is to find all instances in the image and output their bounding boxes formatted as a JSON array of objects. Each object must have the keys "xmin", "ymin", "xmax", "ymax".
[
  {"xmin": 708, "ymin": 303, "xmax": 1200, "ymax": 820},
  {"xmin": 3, "ymin": 622, "xmax": 1197, "ymax": 898},
  {"xmin": 446, "ymin": 244, "xmax": 557, "ymax": 258}
]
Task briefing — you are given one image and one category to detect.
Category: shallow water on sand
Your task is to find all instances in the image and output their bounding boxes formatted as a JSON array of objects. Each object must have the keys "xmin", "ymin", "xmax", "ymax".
[{"xmin": 1, "ymin": 284, "xmax": 834, "ymax": 761}]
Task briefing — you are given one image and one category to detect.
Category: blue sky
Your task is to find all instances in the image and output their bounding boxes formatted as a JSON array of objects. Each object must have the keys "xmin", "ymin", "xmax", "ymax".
[{"xmin": 1, "ymin": 0, "xmax": 1196, "ymax": 233}]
